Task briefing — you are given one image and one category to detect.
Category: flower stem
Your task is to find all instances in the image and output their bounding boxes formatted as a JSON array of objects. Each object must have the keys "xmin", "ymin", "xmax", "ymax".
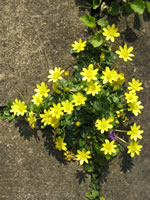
[
  {"xmin": 115, "ymin": 129, "xmax": 127, "ymax": 133},
  {"xmin": 115, "ymin": 135, "xmax": 127, "ymax": 144}
]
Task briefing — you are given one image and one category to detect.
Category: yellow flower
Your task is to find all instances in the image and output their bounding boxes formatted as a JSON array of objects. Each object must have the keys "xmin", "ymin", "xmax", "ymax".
[
  {"xmin": 50, "ymin": 116, "xmax": 59, "ymax": 128},
  {"xmin": 40, "ymin": 109, "xmax": 52, "ymax": 126},
  {"xmin": 76, "ymin": 150, "xmax": 91, "ymax": 165},
  {"xmin": 127, "ymin": 141, "xmax": 143, "ymax": 157},
  {"xmin": 95, "ymin": 118, "xmax": 113, "ymax": 134},
  {"xmin": 128, "ymin": 78, "xmax": 143, "ymax": 92},
  {"xmin": 50, "ymin": 103, "xmax": 64, "ymax": 119},
  {"xmin": 72, "ymin": 39, "xmax": 87, "ymax": 53},
  {"xmin": 52, "ymin": 82, "xmax": 61, "ymax": 94},
  {"xmin": 62, "ymin": 100, "xmax": 74, "ymax": 114},
  {"xmin": 108, "ymin": 116, "xmax": 114, "ymax": 123},
  {"xmin": 64, "ymin": 71, "xmax": 69, "ymax": 77},
  {"xmin": 116, "ymin": 109, "xmax": 124, "ymax": 118},
  {"xmin": 31, "ymin": 94, "xmax": 43, "ymax": 106},
  {"xmin": 125, "ymin": 91, "xmax": 138, "ymax": 104},
  {"xmin": 101, "ymin": 67, "xmax": 118, "ymax": 84},
  {"xmin": 34, "ymin": 82, "xmax": 50, "ymax": 97},
  {"xmin": 116, "ymin": 44, "xmax": 134, "ymax": 62},
  {"xmin": 40, "ymin": 109, "xmax": 59, "ymax": 128},
  {"xmin": 101, "ymin": 139, "xmax": 117, "ymax": 155},
  {"xmin": 10, "ymin": 98, "xmax": 27, "ymax": 116},
  {"xmin": 48, "ymin": 67, "xmax": 64, "ymax": 82},
  {"xmin": 111, "ymin": 73, "xmax": 125, "ymax": 91},
  {"xmin": 86, "ymin": 81, "xmax": 101, "ymax": 96},
  {"xmin": 65, "ymin": 87, "xmax": 69, "ymax": 92},
  {"xmin": 55, "ymin": 136, "xmax": 67, "ymax": 151},
  {"xmin": 128, "ymin": 101, "xmax": 144, "ymax": 116},
  {"xmin": 76, "ymin": 121, "xmax": 81, "ymax": 127},
  {"xmin": 64, "ymin": 151, "xmax": 75, "ymax": 161},
  {"xmin": 102, "ymin": 24, "xmax": 120, "ymax": 42},
  {"xmin": 100, "ymin": 53, "xmax": 105, "ymax": 60},
  {"xmin": 72, "ymin": 92, "xmax": 87, "ymax": 106},
  {"xmin": 127, "ymin": 123, "xmax": 143, "ymax": 141},
  {"xmin": 27, "ymin": 111, "xmax": 36, "ymax": 128},
  {"xmin": 80, "ymin": 64, "xmax": 98, "ymax": 82}
]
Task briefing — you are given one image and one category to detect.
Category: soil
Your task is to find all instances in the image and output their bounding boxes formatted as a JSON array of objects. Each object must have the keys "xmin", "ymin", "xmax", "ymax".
[{"xmin": 0, "ymin": 1, "xmax": 150, "ymax": 200}]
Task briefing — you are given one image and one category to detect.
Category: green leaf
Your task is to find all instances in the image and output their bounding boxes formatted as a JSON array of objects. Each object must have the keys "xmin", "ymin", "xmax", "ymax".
[
  {"xmin": 91, "ymin": 189, "xmax": 99, "ymax": 198},
  {"xmin": 105, "ymin": 154, "xmax": 111, "ymax": 160},
  {"xmin": 146, "ymin": 1, "xmax": 150, "ymax": 12},
  {"xmin": 80, "ymin": 15, "xmax": 96, "ymax": 27},
  {"xmin": 112, "ymin": 95, "xmax": 119, "ymax": 104},
  {"xmin": 90, "ymin": 37, "xmax": 103, "ymax": 48},
  {"xmin": 100, "ymin": 197, "xmax": 106, "ymax": 200},
  {"xmin": 130, "ymin": 0, "xmax": 146, "ymax": 14},
  {"xmin": 124, "ymin": 3, "xmax": 133, "ymax": 14},
  {"xmin": 107, "ymin": 2, "xmax": 121, "ymax": 16},
  {"xmin": 84, "ymin": 163, "xmax": 94, "ymax": 172},
  {"xmin": 86, "ymin": 192, "xmax": 93, "ymax": 199},
  {"xmin": 79, "ymin": 138, "xmax": 86, "ymax": 148},
  {"xmin": 97, "ymin": 18, "xmax": 109, "ymax": 28},
  {"xmin": 93, "ymin": 0, "xmax": 101, "ymax": 10}
]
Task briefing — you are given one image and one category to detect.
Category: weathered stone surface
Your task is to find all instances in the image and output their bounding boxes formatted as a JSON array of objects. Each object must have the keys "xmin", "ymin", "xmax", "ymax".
[
  {"xmin": 0, "ymin": 120, "xmax": 90, "ymax": 200},
  {"xmin": 0, "ymin": 0, "xmax": 86, "ymax": 105}
]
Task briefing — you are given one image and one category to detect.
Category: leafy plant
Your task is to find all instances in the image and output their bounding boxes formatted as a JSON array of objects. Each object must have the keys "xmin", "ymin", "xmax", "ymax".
[{"xmin": 0, "ymin": 21, "xmax": 144, "ymax": 199}]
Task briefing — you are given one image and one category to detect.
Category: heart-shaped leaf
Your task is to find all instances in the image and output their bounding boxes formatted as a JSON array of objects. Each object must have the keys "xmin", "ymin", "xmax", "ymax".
[
  {"xmin": 130, "ymin": 0, "xmax": 146, "ymax": 14},
  {"xmin": 80, "ymin": 15, "xmax": 96, "ymax": 27}
]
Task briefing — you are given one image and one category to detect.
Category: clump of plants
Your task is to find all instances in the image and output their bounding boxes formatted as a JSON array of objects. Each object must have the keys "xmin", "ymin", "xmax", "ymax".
[
  {"xmin": 78, "ymin": 0, "xmax": 150, "ymax": 15},
  {"xmin": 0, "ymin": 22, "xmax": 144, "ymax": 199}
]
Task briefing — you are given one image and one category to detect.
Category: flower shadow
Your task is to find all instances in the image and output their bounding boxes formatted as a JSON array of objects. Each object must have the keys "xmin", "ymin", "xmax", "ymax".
[
  {"xmin": 120, "ymin": 149, "xmax": 134, "ymax": 173},
  {"xmin": 76, "ymin": 170, "xmax": 89, "ymax": 184},
  {"xmin": 15, "ymin": 119, "xmax": 67, "ymax": 165}
]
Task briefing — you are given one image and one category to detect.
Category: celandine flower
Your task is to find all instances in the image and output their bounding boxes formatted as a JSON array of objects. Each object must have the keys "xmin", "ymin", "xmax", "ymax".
[
  {"xmin": 80, "ymin": 64, "xmax": 98, "ymax": 82},
  {"xmin": 61, "ymin": 100, "xmax": 74, "ymax": 114},
  {"xmin": 101, "ymin": 67, "xmax": 118, "ymax": 84},
  {"xmin": 64, "ymin": 151, "xmax": 75, "ymax": 161},
  {"xmin": 127, "ymin": 123, "xmax": 143, "ymax": 141},
  {"xmin": 86, "ymin": 81, "xmax": 101, "ymax": 96},
  {"xmin": 101, "ymin": 139, "xmax": 117, "ymax": 155},
  {"xmin": 50, "ymin": 103, "xmax": 64, "ymax": 119},
  {"xmin": 72, "ymin": 39, "xmax": 87, "ymax": 53},
  {"xmin": 55, "ymin": 136, "xmax": 67, "ymax": 151},
  {"xmin": 116, "ymin": 44, "xmax": 134, "ymax": 62},
  {"xmin": 127, "ymin": 141, "xmax": 143, "ymax": 157},
  {"xmin": 125, "ymin": 91, "xmax": 138, "ymax": 104},
  {"xmin": 31, "ymin": 94, "xmax": 43, "ymax": 106},
  {"xmin": 76, "ymin": 150, "xmax": 91, "ymax": 165},
  {"xmin": 40, "ymin": 109, "xmax": 59, "ymax": 128},
  {"xmin": 95, "ymin": 118, "xmax": 113, "ymax": 134},
  {"xmin": 48, "ymin": 67, "xmax": 64, "ymax": 82},
  {"xmin": 72, "ymin": 92, "xmax": 87, "ymax": 106},
  {"xmin": 102, "ymin": 24, "xmax": 120, "ymax": 42},
  {"xmin": 109, "ymin": 130, "xmax": 118, "ymax": 141},
  {"xmin": 27, "ymin": 111, "xmax": 36, "ymax": 128},
  {"xmin": 11, "ymin": 99, "xmax": 27, "ymax": 116},
  {"xmin": 128, "ymin": 100, "xmax": 144, "ymax": 116},
  {"xmin": 128, "ymin": 78, "xmax": 143, "ymax": 92},
  {"xmin": 34, "ymin": 82, "xmax": 50, "ymax": 97},
  {"xmin": 110, "ymin": 73, "xmax": 125, "ymax": 91}
]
